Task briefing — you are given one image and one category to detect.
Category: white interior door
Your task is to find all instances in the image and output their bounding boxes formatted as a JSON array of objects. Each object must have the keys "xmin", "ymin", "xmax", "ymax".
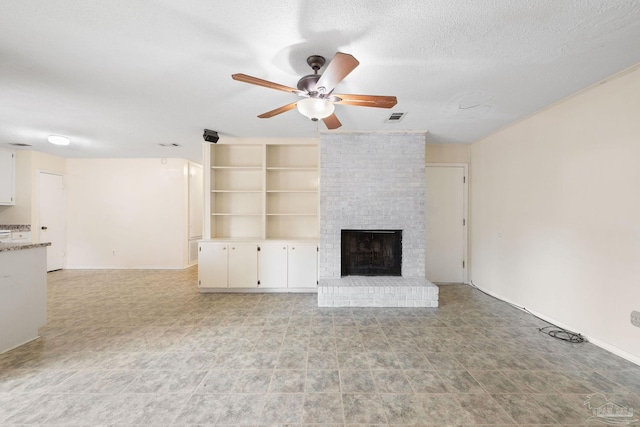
[
  {"xmin": 38, "ymin": 172, "xmax": 66, "ymax": 272},
  {"xmin": 425, "ymin": 165, "xmax": 467, "ymax": 283}
]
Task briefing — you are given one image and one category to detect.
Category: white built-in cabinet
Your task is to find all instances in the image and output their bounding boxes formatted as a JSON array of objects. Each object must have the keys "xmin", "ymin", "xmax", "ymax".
[
  {"xmin": 228, "ymin": 243, "xmax": 258, "ymax": 288},
  {"xmin": 198, "ymin": 140, "xmax": 319, "ymax": 292},
  {"xmin": 198, "ymin": 241, "xmax": 318, "ymax": 291},
  {"xmin": 0, "ymin": 148, "xmax": 16, "ymax": 205}
]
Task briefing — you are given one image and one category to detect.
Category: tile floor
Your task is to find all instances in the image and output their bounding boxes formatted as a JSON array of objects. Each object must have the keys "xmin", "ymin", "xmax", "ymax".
[{"xmin": 1, "ymin": 267, "xmax": 639, "ymax": 426}]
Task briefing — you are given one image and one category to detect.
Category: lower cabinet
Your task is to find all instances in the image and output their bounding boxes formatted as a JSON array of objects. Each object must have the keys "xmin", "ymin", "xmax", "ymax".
[
  {"xmin": 198, "ymin": 242, "xmax": 228, "ymax": 288},
  {"xmin": 198, "ymin": 242, "xmax": 258, "ymax": 288},
  {"xmin": 198, "ymin": 240, "xmax": 317, "ymax": 291},
  {"xmin": 228, "ymin": 243, "xmax": 258, "ymax": 288},
  {"xmin": 288, "ymin": 243, "xmax": 318, "ymax": 288},
  {"xmin": 258, "ymin": 243, "xmax": 288, "ymax": 288}
]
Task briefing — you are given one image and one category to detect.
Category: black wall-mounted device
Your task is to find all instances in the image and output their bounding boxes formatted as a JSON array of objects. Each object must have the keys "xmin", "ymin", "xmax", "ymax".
[{"xmin": 203, "ymin": 129, "xmax": 219, "ymax": 143}]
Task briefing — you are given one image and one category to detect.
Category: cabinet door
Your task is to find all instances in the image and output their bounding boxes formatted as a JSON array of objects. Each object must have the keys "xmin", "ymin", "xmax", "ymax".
[
  {"xmin": 258, "ymin": 243, "xmax": 288, "ymax": 288},
  {"xmin": 288, "ymin": 243, "xmax": 318, "ymax": 288},
  {"xmin": 198, "ymin": 242, "xmax": 228, "ymax": 288},
  {"xmin": 228, "ymin": 243, "xmax": 258, "ymax": 288},
  {"xmin": 0, "ymin": 149, "xmax": 15, "ymax": 205}
]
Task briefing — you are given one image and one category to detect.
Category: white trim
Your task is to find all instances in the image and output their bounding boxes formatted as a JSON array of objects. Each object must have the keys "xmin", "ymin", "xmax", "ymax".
[{"xmin": 425, "ymin": 163, "xmax": 469, "ymax": 284}]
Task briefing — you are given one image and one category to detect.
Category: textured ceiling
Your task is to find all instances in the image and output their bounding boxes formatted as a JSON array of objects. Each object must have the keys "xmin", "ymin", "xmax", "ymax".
[{"xmin": 1, "ymin": 0, "xmax": 640, "ymax": 162}]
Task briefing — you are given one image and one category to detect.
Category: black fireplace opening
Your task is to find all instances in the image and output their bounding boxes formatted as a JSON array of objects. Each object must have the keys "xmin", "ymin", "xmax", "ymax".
[{"xmin": 341, "ymin": 230, "xmax": 402, "ymax": 276}]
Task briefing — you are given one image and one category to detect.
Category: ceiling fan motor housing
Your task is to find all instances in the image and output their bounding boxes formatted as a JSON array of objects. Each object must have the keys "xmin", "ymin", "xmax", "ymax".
[
  {"xmin": 297, "ymin": 74, "xmax": 321, "ymax": 93},
  {"xmin": 297, "ymin": 55, "xmax": 327, "ymax": 94}
]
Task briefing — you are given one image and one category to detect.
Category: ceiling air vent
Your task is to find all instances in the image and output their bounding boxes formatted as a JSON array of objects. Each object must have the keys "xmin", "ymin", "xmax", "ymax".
[
  {"xmin": 9, "ymin": 143, "xmax": 32, "ymax": 147},
  {"xmin": 385, "ymin": 112, "xmax": 406, "ymax": 123},
  {"xmin": 159, "ymin": 143, "xmax": 181, "ymax": 147}
]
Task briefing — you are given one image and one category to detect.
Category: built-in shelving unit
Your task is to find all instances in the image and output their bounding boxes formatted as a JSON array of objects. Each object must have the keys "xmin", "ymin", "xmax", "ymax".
[{"xmin": 203, "ymin": 140, "xmax": 319, "ymax": 240}]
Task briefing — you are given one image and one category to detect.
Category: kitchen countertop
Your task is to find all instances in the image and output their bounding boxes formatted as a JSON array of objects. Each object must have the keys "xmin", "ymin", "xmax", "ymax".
[
  {"xmin": 0, "ymin": 242, "xmax": 50, "ymax": 253},
  {"xmin": 0, "ymin": 224, "xmax": 31, "ymax": 232}
]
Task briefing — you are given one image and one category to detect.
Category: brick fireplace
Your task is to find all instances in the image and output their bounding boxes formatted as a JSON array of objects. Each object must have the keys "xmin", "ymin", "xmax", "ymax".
[{"xmin": 317, "ymin": 132, "xmax": 438, "ymax": 307}]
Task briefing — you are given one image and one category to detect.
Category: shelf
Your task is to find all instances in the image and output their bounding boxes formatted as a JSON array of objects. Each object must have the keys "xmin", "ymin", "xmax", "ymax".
[
  {"xmin": 266, "ymin": 169, "xmax": 317, "ymax": 192},
  {"xmin": 266, "ymin": 167, "xmax": 317, "ymax": 171},
  {"xmin": 211, "ymin": 144, "xmax": 263, "ymax": 168},
  {"xmin": 266, "ymin": 145, "xmax": 318, "ymax": 169},
  {"xmin": 266, "ymin": 190, "xmax": 316, "ymax": 193},
  {"xmin": 266, "ymin": 213, "xmax": 317, "ymax": 216},
  {"xmin": 212, "ymin": 192, "xmax": 262, "ymax": 215},
  {"xmin": 212, "ymin": 213, "xmax": 262, "ymax": 216},
  {"xmin": 212, "ymin": 190, "xmax": 262, "ymax": 193},
  {"xmin": 212, "ymin": 168, "xmax": 263, "ymax": 192},
  {"xmin": 206, "ymin": 141, "xmax": 319, "ymax": 240},
  {"xmin": 212, "ymin": 166, "xmax": 263, "ymax": 171},
  {"xmin": 212, "ymin": 216, "xmax": 263, "ymax": 239},
  {"xmin": 267, "ymin": 215, "xmax": 318, "ymax": 239}
]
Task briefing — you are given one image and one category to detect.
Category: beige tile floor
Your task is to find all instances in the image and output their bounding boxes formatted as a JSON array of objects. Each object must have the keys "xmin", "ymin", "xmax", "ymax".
[{"xmin": 1, "ymin": 267, "xmax": 639, "ymax": 426}]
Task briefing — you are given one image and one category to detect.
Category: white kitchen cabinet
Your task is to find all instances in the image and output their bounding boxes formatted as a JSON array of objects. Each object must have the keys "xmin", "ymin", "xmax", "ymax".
[
  {"xmin": 198, "ymin": 242, "xmax": 228, "ymax": 288},
  {"xmin": 288, "ymin": 243, "xmax": 318, "ymax": 288},
  {"xmin": 258, "ymin": 243, "xmax": 288, "ymax": 288},
  {"xmin": 0, "ymin": 148, "xmax": 15, "ymax": 205},
  {"xmin": 228, "ymin": 243, "xmax": 258, "ymax": 288},
  {"xmin": 11, "ymin": 231, "xmax": 31, "ymax": 243}
]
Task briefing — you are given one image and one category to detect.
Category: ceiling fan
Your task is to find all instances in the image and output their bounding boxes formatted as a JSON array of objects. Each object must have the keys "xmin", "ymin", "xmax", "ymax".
[{"xmin": 232, "ymin": 52, "xmax": 397, "ymax": 130}]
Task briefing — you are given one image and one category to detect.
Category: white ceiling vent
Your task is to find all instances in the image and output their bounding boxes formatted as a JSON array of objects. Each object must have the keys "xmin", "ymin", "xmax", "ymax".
[{"xmin": 385, "ymin": 112, "xmax": 406, "ymax": 123}]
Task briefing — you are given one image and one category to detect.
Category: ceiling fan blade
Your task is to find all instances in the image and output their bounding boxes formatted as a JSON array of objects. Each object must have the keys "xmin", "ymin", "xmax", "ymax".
[
  {"xmin": 315, "ymin": 52, "xmax": 359, "ymax": 94},
  {"xmin": 257, "ymin": 101, "xmax": 298, "ymax": 118},
  {"xmin": 232, "ymin": 73, "xmax": 302, "ymax": 95},
  {"xmin": 322, "ymin": 113, "xmax": 342, "ymax": 130},
  {"xmin": 332, "ymin": 93, "xmax": 398, "ymax": 108}
]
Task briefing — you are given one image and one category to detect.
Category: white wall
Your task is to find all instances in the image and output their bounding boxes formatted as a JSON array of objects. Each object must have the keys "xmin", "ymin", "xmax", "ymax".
[
  {"xmin": 66, "ymin": 158, "xmax": 189, "ymax": 269},
  {"xmin": 470, "ymin": 64, "xmax": 640, "ymax": 363},
  {"xmin": 0, "ymin": 150, "xmax": 67, "ymax": 239},
  {"xmin": 426, "ymin": 143, "xmax": 470, "ymax": 163}
]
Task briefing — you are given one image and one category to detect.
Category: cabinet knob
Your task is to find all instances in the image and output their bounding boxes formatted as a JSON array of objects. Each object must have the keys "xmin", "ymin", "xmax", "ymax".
[
  {"xmin": 223, "ymin": 247, "xmax": 226, "ymax": 250},
  {"xmin": 41, "ymin": 226, "xmax": 48, "ymax": 230},
  {"xmin": 292, "ymin": 247, "xmax": 295, "ymax": 250},
  {"xmin": 283, "ymin": 247, "xmax": 286, "ymax": 250},
  {"xmin": 232, "ymin": 247, "xmax": 235, "ymax": 250}
]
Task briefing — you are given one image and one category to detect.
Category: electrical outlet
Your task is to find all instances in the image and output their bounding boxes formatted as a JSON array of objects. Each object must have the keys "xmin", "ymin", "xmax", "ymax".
[{"xmin": 631, "ymin": 311, "xmax": 640, "ymax": 328}]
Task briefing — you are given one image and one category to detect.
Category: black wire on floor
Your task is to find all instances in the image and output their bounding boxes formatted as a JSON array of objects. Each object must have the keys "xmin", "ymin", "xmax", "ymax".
[
  {"xmin": 468, "ymin": 280, "xmax": 586, "ymax": 344},
  {"xmin": 538, "ymin": 326, "xmax": 585, "ymax": 343}
]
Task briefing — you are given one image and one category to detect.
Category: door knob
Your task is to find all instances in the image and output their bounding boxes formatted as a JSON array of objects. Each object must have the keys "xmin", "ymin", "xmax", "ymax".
[{"xmin": 41, "ymin": 226, "xmax": 48, "ymax": 230}]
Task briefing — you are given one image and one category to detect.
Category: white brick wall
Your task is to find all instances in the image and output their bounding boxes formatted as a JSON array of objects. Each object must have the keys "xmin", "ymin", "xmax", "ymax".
[
  {"xmin": 319, "ymin": 132, "xmax": 427, "ymax": 279},
  {"xmin": 317, "ymin": 132, "xmax": 437, "ymax": 307}
]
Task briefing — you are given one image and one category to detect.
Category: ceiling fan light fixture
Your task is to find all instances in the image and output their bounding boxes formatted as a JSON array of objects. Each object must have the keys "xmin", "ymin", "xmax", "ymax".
[
  {"xmin": 297, "ymin": 97, "xmax": 335, "ymax": 121},
  {"xmin": 48, "ymin": 135, "xmax": 70, "ymax": 146}
]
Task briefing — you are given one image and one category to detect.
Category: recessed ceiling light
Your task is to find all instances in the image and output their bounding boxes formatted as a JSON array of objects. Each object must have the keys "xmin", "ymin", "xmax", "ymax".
[{"xmin": 48, "ymin": 135, "xmax": 70, "ymax": 146}]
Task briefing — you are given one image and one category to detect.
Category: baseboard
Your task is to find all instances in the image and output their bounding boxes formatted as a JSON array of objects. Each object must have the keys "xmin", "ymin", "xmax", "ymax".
[
  {"xmin": 1, "ymin": 335, "xmax": 40, "ymax": 355},
  {"xmin": 470, "ymin": 282, "xmax": 640, "ymax": 367},
  {"xmin": 199, "ymin": 287, "xmax": 318, "ymax": 294}
]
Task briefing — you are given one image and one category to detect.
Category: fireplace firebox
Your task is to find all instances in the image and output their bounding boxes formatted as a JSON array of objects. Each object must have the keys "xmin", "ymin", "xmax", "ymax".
[{"xmin": 341, "ymin": 230, "xmax": 402, "ymax": 276}]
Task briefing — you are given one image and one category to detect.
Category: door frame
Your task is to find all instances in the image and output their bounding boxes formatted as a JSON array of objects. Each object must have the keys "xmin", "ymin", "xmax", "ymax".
[
  {"xmin": 425, "ymin": 163, "xmax": 469, "ymax": 284},
  {"xmin": 36, "ymin": 170, "xmax": 67, "ymax": 271}
]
